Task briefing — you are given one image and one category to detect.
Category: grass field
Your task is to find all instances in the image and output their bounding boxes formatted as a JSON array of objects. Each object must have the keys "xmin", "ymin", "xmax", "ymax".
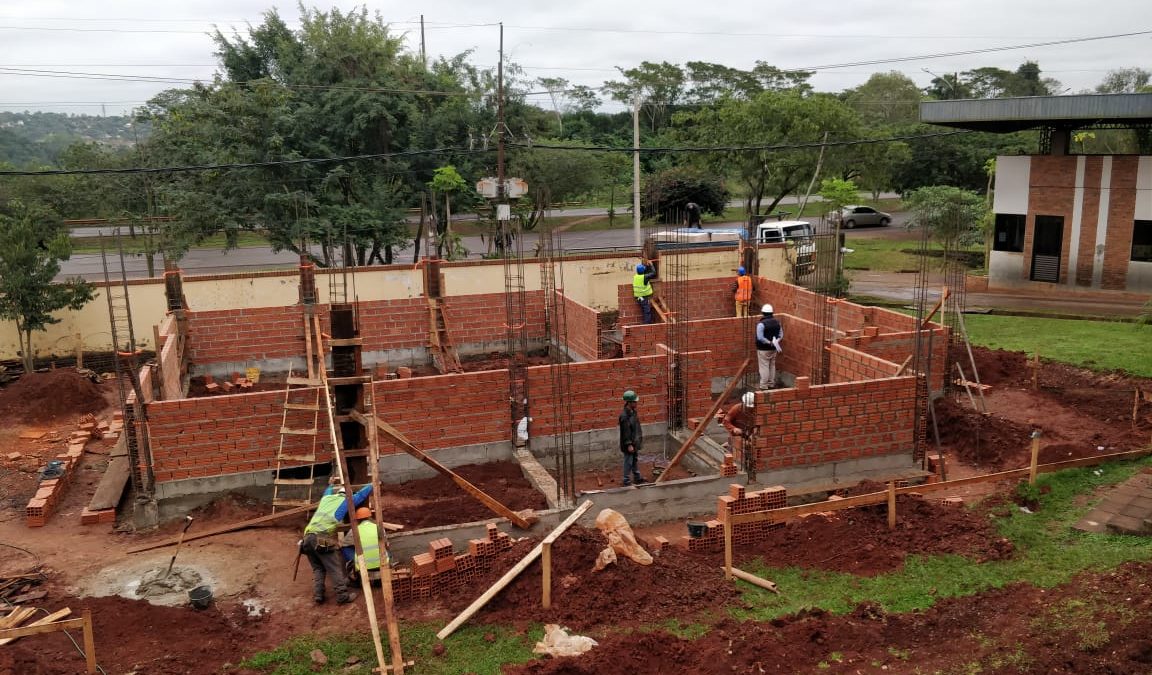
[
  {"xmin": 843, "ymin": 238, "xmax": 983, "ymax": 273},
  {"xmin": 962, "ymin": 314, "xmax": 1152, "ymax": 378}
]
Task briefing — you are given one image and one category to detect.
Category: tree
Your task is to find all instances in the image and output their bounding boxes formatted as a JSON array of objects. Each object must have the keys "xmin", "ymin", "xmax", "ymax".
[
  {"xmin": 0, "ymin": 201, "xmax": 93, "ymax": 372},
  {"xmin": 1096, "ymin": 67, "xmax": 1151, "ymax": 93},
  {"xmin": 679, "ymin": 91, "xmax": 859, "ymax": 216},
  {"xmin": 428, "ymin": 165, "xmax": 469, "ymax": 260},
  {"xmin": 603, "ymin": 61, "xmax": 687, "ymax": 133},
  {"xmin": 508, "ymin": 144, "xmax": 605, "ymax": 231},
  {"xmin": 640, "ymin": 168, "xmax": 729, "ymax": 222},
  {"xmin": 854, "ymin": 139, "xmax": 912, "ymax": 201},
  {"xmin": 903, "ymin": 186, "xmax": 988, "ymax": 247},
  {"xmin": 818, "ymin": 178, "xmax": 859, "ymax": 217},
  {"xmin": 844, "ymin": 72, "xmax": 923, "ymax": 126}
]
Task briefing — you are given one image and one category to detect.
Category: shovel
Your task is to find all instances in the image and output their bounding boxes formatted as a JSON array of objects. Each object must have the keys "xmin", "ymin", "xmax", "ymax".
[{"xmin": 164, "ymin": 516, "xmax": 194, "ymax": 578}]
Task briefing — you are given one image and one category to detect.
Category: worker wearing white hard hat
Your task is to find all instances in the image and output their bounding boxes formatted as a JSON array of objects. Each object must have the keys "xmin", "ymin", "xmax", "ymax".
[
  {"xmin": 719, "ymin": 391, "xmax": 760, "ymax": 479},
  {"xmin": 755, "ymin": 304, "xmax": 783, "ymax": 390}
]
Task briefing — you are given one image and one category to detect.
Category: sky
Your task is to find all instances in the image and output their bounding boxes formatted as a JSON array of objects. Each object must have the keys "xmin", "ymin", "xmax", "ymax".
[{"xmin": 0, "ymin": 0, "xmax": 1150, "ymax": 115}]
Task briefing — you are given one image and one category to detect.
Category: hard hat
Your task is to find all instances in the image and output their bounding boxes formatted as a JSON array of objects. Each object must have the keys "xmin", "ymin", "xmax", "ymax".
[
  {"xmin": 334, "ymin": 486, "xmax": 347, "ymax": 495},
  {"xmin": 355, "ymin": 507, "xmax": 372, "ymax": 520},
  {"xmin": 761, "ymin": 304, "xmax": 774, "ymax": 314},
  {"xmin": 622, "ymin": 390, "xmax": 639, "ymax": 402},
  {"xmin": 737, "ymin": 266, "xmax": 746, "ymax": 275},
  {"xmin": 636, "ymin": 264, "xmax": 646, "ymax": 274},
  {"xmin": 742, "ymin": 391, "xmax": 756, "ymax": 408}
]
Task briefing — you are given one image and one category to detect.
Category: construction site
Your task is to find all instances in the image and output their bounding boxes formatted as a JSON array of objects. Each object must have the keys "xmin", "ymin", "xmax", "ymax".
[{"xmin": 1, "ymin": 210, "xmax": 1152, "ymax": 675}]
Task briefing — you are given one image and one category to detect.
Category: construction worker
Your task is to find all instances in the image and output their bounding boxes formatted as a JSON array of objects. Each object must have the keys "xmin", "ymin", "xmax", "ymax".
[
  {"xmin": 300, "ymin": 482, "xmax": 373, "ymax": 605},
  {"xmin": 632, "ymin": 262, "xmax": 658, "ymax": 324},
  {"xmin": 685, "ymin": 202, "xmax": 702, "ymax": 229},
  {"xmin": 618, "ymin": 390, "xmax": 646, "ymax": 486},
  {"xmin": 733, "ymin": 266, "xmax": 753, "ymax": 317},
  {"xmin": 342, "ymin": 507, "xmax": 384, "ymax": 581},
  {"xmin": 720, "ymin": 392, "xmax": 758, "ymax": 476},
  {"xmin": 755, "ymin": 304, "xmax": 783, "ymax": 390}
]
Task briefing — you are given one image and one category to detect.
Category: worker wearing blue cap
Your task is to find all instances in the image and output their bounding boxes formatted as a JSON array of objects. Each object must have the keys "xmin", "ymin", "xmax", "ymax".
[{"xmin": 632, "ymin": 261, "xmax": 658, "ymax": 324}]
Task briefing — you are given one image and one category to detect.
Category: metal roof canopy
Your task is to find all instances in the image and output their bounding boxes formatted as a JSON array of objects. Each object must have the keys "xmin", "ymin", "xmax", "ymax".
[{"xmin": 920, "ymin": 93, "xmax": 1152, "ymax": 132}]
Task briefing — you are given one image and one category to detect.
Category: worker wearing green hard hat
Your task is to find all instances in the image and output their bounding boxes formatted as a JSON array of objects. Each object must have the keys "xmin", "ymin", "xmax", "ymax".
[{"xmin": 618, "ymin": 390, "xmax": 646, "ymax": 486}]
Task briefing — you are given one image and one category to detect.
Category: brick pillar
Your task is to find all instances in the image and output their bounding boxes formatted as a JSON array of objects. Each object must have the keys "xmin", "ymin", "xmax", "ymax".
[{"xmin": 299, "ymin": 254, "xmax": 318, "ymax": 305}]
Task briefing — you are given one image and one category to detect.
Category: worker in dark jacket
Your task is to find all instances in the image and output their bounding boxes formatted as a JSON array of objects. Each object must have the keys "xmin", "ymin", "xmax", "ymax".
[
  {"xmin": 618, "ymin": 389, "xmax": 646, "ymax": 486},
  {"xmin": 632, "ymin": 262, "xmax": 658, "ymax": 324},
  {"xmin": 301, "ymin": 482, "xmax": 373, "ymax": 605},
  {"xmin": 755, "ymin": 304, "xmax": 783, "ymax": 389},
  {"xmin": 720, "ymin": 391, "xmax": 759, "ymax": 478}
]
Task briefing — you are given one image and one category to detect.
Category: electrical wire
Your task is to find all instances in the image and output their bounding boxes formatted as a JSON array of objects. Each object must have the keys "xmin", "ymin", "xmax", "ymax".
[
  {"xmin": 0, "ymin": 541, "xmax": 43, "ymax": 566},
  {"xmin": 508, "ymin": 130, "xmax": 973, "ymax": 153}
]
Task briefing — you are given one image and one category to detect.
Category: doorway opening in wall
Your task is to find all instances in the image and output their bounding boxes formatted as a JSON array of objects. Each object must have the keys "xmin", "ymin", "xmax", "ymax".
[
  {"xmin": 993, "ymin": 214, "xmax": 1026, "ymax": 252},
  {"xmin": 1132, "ymin": 220, "xmax": 1152, "ymax": 262},
  {"xmin": 1030, "ymin": 215, "xmax": 1064, "ymax": 282}
]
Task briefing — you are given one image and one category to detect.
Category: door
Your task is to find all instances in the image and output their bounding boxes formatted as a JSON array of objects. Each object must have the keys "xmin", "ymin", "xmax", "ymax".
[{"xmin": 1030, "ymin": 215, "xmax": 1063, "ymax": 282}]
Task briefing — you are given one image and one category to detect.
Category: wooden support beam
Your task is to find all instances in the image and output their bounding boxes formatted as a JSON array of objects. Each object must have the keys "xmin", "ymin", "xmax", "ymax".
[
  {"xmin": 358, "ymin": 412, "xmax": 533, "ymax": 529},
  {"xmin": 541, "ymin": 541, "xmax": 552, "ymax": 609},
  {"xmin": 895, "ymin": 354, "xmax": 913, "ymax": 376},
  {"xmin": 723, "ymin": 567, "xmax": 779, "ymax": 594},
  {"xmin": 1029, "ymin": 431, "xmax": 1042, "ymax": 485},
  {"xmin": 919, "ymin": 286, "xmax": 950, "ymax": 328},
  {"xmin": 657, "ymin": 357, "xmax": 751, "ymax": 483},
  {"xmin": 126, "ymin": 504, "xmax": 315, "ymax": 554},
  {"xmin": 724, "ymin": 515, "xmax": 733, "ymax": 580},
  {"xmin": 438, "ymin": 500, "xmax": 593, "ymax": 640},
  {"xmin": 0, "ymin": 608, "xmax": 72, "ymax": 646},
  {"xmin": 887, "ymin": 481, "xmax": 897, "ymax": 529}
]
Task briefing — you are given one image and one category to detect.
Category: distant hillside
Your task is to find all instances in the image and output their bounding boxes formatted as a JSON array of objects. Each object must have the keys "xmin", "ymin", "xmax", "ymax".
[{"xmin": 0, "ymin": 112, "xmax": 148, "ymax": 167}]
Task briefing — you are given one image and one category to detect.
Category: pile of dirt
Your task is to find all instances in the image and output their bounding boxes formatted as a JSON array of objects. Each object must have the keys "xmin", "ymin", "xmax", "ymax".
[
  {"xmin": 0, "ymin": 369, "xmax": 108, "ymax": 423},
  {"xmin": 507, "ymin": 561, "xmax": 1152, "ymax": 674},
  {"xmin": 0, "ymin": 594, "xmax": 259, "ymax": 675},
  {"xmin": 726, "ymin": 495, "xmax": 1013, "ymax": 576},
  {"xmin": 933, "ymin": 396, "xmax": 1034, "ymax": 469},
  {"xmin": 436, "ymin": 526, "xmax": 743, "ymax": 631},
  {"xmin": 377, "ymin": 461, "xmax": 548, "ymax": 529}
]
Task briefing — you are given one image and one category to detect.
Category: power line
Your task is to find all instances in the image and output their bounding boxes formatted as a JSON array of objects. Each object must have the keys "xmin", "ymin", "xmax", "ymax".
[
  {"xmin": 508, "ymin": 130, "xmax": 973, "ymax": 153},
  {"xmin": 0, "ymin": 147, "xmax": 485, "ymax": 177}
]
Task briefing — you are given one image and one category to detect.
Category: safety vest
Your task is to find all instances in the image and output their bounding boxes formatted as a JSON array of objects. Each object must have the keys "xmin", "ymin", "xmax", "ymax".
[
  {"xmin": 304, "ymin": 493, "xmax": 344, "ymax": 535},
  {"xmin": 632, "ymin": 273, "xmax": 653, "ymax": 298},
  {"xmin": 735, "ymin": 275, "xmax": 752, "ymax": 302},
  {"xmin": 357, "ymin": 520, "xmax": 381, "ymax": 570}
]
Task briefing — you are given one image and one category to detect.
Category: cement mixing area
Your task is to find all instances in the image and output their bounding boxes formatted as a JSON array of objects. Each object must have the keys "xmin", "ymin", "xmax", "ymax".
[{"xmin": 2, "ymin": 235, "xmax": 1152, "ymax": 675}]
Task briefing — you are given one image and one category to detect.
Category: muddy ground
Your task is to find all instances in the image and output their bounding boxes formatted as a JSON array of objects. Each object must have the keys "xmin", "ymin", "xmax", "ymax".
[
  {"xmin": 376, "ymin": 461, "xmax": 548, "ymax": 529},
  {"xmin": 1, "ymin": 346, "xmax": 1150, "ymax": 674}
]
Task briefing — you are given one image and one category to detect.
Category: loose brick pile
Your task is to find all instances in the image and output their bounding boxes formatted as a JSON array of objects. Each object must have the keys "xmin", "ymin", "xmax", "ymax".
[
  {"xmin": 682, "ymin": 483, "xmax": 788, "ymax": 553},
  {"xmin": 26, "ymin": 413, "xmax": 121, "ymax": 527},
  {"xmin": 391, "ymin": 523, "xmax": 514, "ymax": 603}
]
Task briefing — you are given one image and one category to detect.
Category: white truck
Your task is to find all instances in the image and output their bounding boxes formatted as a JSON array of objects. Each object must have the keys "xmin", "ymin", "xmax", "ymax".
[{"xmin": 647, "ymin": 220, "xmax": 816, "ymax": 276}]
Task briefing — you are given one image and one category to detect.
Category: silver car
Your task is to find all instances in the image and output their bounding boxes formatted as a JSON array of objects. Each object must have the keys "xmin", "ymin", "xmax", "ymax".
[{"xmin": 829, "ymin": 205, "xmax": 892, "ymax": 228}]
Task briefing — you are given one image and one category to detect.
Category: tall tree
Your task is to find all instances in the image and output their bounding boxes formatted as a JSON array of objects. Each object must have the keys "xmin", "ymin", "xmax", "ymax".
[
  {"xmin": 844, "ymin": 72, "xmax": 923, "ymax": 125},
  {"xmin": 603, "ymin": 61, "xmax": 687, "ymax": 133},
  {"xmin": 0, "ymin": 201, "xmax": 93, "ymax": 372}
]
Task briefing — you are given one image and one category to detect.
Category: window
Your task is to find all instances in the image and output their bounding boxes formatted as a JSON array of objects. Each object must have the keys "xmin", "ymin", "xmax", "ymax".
[
  {"xmin": 853, "ymin": 207, "xmax": 876, "ymax": 214},
  {"xmin": 993, "ymin": 214, "xmax": 1026, "ymax": 253},
  {"xmin": 1133, "ymin": 220, "xmax": 1152, "ymax": 262}
]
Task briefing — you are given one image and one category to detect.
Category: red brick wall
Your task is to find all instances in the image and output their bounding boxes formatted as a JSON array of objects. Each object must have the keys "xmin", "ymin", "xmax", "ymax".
[
  {"xmin": 443, "ymin": 291, "xmax": 547, "ymax": 347},
  {"xmin": 837, "ymin": 329, "xmax": 947, "ymax": 391},
  {"xmin": 148, "ymin": 389, "xmax": 316, "ymax": 482},
  {"xmin": 828, "ymin": 343, "xmax": 901, "ymax": 383},
  {"xmin": 775, "ymin": 315, "xmax": 819, "ymax": 381},
  {"xmin": 1076, "ymin": 157, "xmax": 1103, "ymax": 286},
  {"xmin": 1103, "ymin": 157, "xmax": 1139, "ymax": 290},
  {"xmin": 187, "ymin": 305, "xmax": 309, "ymax": 365},
  {"xmin": 357, "ymin": 298, "xmax": 433, "ymax": 352},
  {"xmin": 372, "ymin": 370, "xmax": 510, "ymax": 452},
  {"xmin": 617, "ymin": 277, "xmax": 738, "ymax": 326},
  {"xmin": 527, "ymin": 355, "xmax": 669, "ymax": 437},
  {"xmin": 557, "ymin": 290, "xmax": 601, "ymax": 361},
  {"xmin": 752, "ymin": 375, "xmax": 916, "ymax": 470},
  {"xmin": 1027, "ymin": 156, "xmax": 1077, "ymax": 283}
]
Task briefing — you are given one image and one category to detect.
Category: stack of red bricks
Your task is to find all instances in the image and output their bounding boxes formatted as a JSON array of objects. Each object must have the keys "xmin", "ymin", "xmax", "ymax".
[
  {"xmin": 721, "ymin": 453, "xmax": 738, "ymax": 477},
  {"xmin": 391, "ymin": 523, "xmax": 514, "ymax": 603},
  {"xmin": 681, "ymin": 483, "xmax": 788, "ymax": 553},
  {"xmin": 26, "ymin": 418, "xmax": 97, "ymax": 527}
]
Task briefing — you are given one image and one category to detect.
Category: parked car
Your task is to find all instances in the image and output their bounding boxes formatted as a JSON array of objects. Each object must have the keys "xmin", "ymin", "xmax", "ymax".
[{"xmin": 827, "ymin": 205, "xmax": 892, "ymax": 229}]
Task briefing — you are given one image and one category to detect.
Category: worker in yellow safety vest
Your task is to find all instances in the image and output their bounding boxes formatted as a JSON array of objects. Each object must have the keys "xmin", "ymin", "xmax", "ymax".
[
  {"xmin": 342, "ymin": 506, "xmax": 387, "ymax": 580},
  {"xmin": 632, "ymin": 262, "xmax": 658, "ymax": 324},
  {"xmin": 733, "ymin": 266, "xmax": 753, "ymax": 317},
  {"xmin": 301, "ymin": 482, "xmax": 372, "ymax": 605}
]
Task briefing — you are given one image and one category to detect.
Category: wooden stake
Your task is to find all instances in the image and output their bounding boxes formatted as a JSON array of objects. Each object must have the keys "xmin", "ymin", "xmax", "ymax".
[
  {"xmin": 1032, "ymin": 353, "xmax": 1040, "ymax": 391},
  {"xmin": 75, "ymin": 333, "xmax": 83, "ymax": 370},
  {"xmin": 1029, "ymin": 431, "xmax": 1042, "ymax": 485},
  {"xmin": 659, "ymin": 357, "xmax": 751, "ymax": 483},
  {"xmin": 438, "ymin": 500, "xmax": 594, "ymax": 640},
  {"xmin": 724, "ymin": 515, "xmax": 733, "ymax": 580},
  {"xmin": 1134, "ymin": 389, "xmax": 1141, "ymax": 425},
  {"xmin": 541, "ymin": 541, "xmax": 552, "ymax": 609},
  {"xmin": 82, "ymin": 610, "xmax": 96, "ymax": 674},
  {"xmin": 887, "ymin": 481, "xmax": 897, "ymax": 529},
  {"xmin": 919, "ymin": 286, "xmax": 950, "ymax": 328},
  {"xmin": 723, "ymin": 566, "xmax": 779, "ymax": 594}
]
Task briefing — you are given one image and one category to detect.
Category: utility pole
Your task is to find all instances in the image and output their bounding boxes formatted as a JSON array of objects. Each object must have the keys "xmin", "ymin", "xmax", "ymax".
[
  {"xmin": 420, "ymin": 15, "xmax": 427, "ymax": 68},
  {"xmin": 497, "ymin": 22, "xmax": 505, "ymax": 204},
  {"xmin": 632, "ymin": 94, "xmax": 642, "ymax": 247}
]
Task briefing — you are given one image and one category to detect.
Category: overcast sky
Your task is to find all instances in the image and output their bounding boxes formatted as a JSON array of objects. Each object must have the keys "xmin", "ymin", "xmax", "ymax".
[{"xmin": 1, "ymin": 0, "xmax": 1150, "ymax": 115}]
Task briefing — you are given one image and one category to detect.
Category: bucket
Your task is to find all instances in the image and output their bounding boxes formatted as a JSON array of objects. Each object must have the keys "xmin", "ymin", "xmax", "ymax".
[
  {"xmin": 188, "ymin": 585, "xmax": 213, "ymax": 610},
  {"xmin": 686, "ymin": 521, "xmax": 706, "ymax": 538}
]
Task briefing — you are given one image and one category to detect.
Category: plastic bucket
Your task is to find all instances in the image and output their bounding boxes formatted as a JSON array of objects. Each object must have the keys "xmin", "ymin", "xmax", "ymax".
[
  {"xmin": 188, "ymin": 585, "xmax": 213, "ymax": 610},
  {"xmin": 686, "ymin": 521, "xmax": 706, "ymax": 538}
]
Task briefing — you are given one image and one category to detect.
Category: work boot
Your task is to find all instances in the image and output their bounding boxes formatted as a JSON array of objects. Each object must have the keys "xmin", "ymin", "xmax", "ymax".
[
  {"xmin": 622, "ymin": 480, "xmax": 631, "ymax": 487},
  {"xmin": 633, "ymin": 476, "xmax": 647, "ymax": 485},
  {"xmin": 337, "ymin": 592, "xmax": 358, "ymax": 605},
  {"xmin": 314, "ymin": 595, "xmax": 325, "ymax": 605}
]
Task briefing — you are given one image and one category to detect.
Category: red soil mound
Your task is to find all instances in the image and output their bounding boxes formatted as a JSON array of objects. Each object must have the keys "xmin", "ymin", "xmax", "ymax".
[
  {"xmin": 933, "ymin": 396, "xmax": 1034, "ymax": 469},
  {"xmin": 0, "ymin": 369, "xmax": 109, "ymax": 423},
  {"xmin": 377, "ymin": 461, "xmax": 548, "ymax": 529}
]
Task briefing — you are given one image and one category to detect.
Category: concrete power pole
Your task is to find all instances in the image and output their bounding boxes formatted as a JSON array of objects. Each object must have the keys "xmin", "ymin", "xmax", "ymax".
[{"xmin": 632, "ymin": 94, "xmax": 642, "ymax": 247}]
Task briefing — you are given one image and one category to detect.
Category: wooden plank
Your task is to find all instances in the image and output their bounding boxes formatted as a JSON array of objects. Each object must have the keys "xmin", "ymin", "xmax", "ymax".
[
  {"xmin": 724, "ymin": 567, "xmax": 779, "ymax": 594},
  {"xmin": 541, "ymin": 541, "xmax": 552, "ymax": 609},
  {"xmin": 360, "ymin": 412, "xmax": 532, "ymax": 529},
  {"xmin": 724, "ymin": 515, "xmax": 733, "ymax": 580},
  {"xmin": 87, "ymin": 448, "xmax": 130, "ymax": 511},
  {"xmin": 887, "ymin": 481, "xmax": 897, "ymax": 529},
  {"xmin": 919, "ymin": 286, "xmax": 949, "ymax": 328},
  {"xmin": 126, "ymin": 503, "xmax": 315, "ymax": 553},
  {"xmin": 82, "ymin": 611, "xmax": 96, "ymax": 674},
  {"xmin": 0, "ymin": 608, "xmax": 37, "ymax": 629},
  {"xmin": 0, "ymin": 608, "xmax": 72, "ymax": 645},
  {"xmin": 437, "ymin": 500, "xmax": 594, "ymax": 640},
  {"xmin": 1029, "ymin": 432, "xmax": 1042, "ymax": 484},
  {"xmin": 657, "ymin": 357, "xmax": 751, "ymax": 483}
]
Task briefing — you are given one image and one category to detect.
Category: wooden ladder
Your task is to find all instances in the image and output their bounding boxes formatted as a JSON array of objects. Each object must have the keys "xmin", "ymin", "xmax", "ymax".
[
  {"xmin": 428, "ymin": 299, "xmax": 463, "ymax": 373},
  {"xmin": 649, "ymin": 295, "xmax": 673, "ymax": 323},
  {"xmin": 270, "ymin": 369, "xmax": 323, "ymax": 512}
]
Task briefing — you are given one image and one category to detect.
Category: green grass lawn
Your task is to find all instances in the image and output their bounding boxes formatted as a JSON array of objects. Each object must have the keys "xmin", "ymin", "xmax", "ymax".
[
  {"xmin": 962, "ymin": 314, "xmax": 1152, "ymax": 378},
  {"xmin": 843, "ymin": 238, "xmax": 983, "ymax": 273},
  {"xmin": 71, "ymin": 230, "xmax": 271, "ymax": 254}
]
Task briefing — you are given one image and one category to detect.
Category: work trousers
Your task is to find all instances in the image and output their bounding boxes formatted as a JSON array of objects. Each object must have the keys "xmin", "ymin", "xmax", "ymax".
[
  {"xmin": 635, "ymin": 296, "xmax": 654, "ymax": 324},
  {"xmin": 735, "ymin": 300, "xmax": 750, "ymax": 318},
  {"xmin": 304, "ymin": 535, "xmax": 351, "ymax": 603},
  {"xmin": 757, "ymin": 349, "xmax": 778, "ymax": 389},
  {"xmin": 621, "ymin": 450, "xmax": 642, "ymax": 485}
]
